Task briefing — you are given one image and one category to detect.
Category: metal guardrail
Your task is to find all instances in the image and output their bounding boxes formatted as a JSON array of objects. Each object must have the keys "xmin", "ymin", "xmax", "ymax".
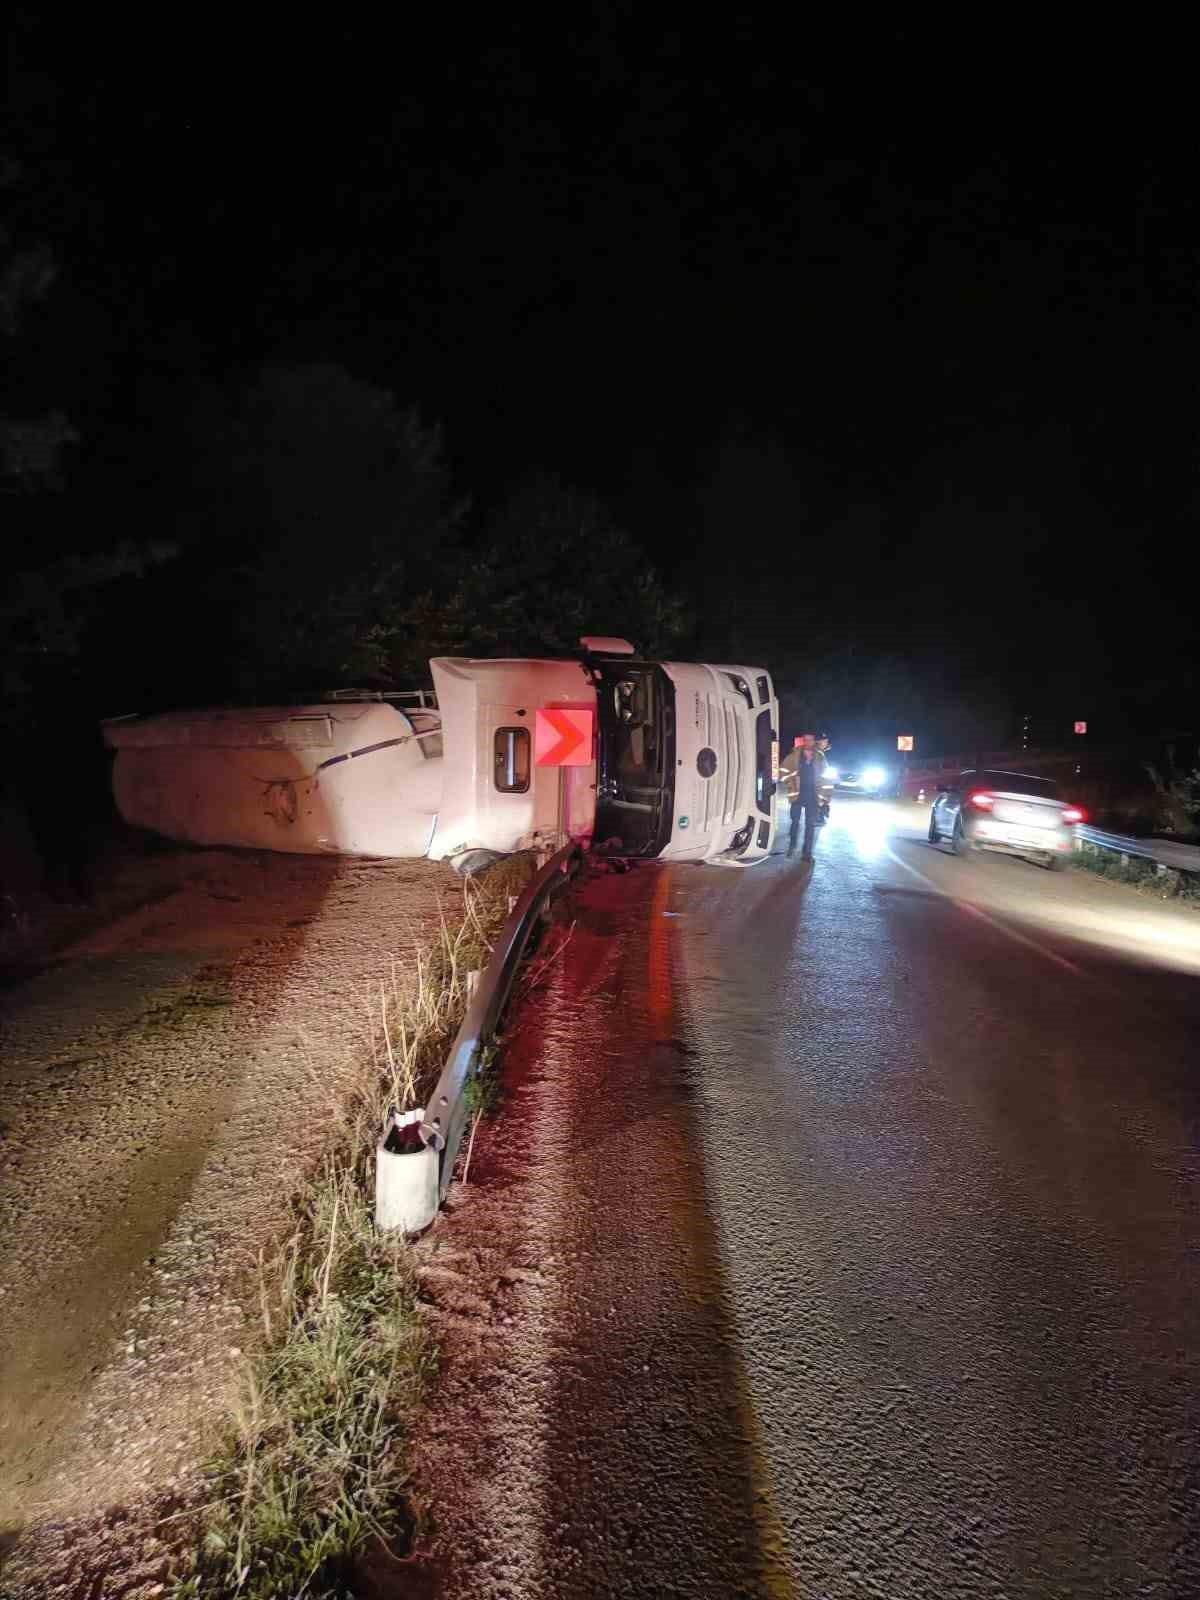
[
  {"xmin": 1076, "ymin": 825, "xmax": 1200, "ymax": 875},
  {"xmin": 322, "ymin": 687, "xmax": 438, "ymax": 707},
  {"xmin": 420, "ymin": 843, "xmax": 583, "ymax": 1197}
]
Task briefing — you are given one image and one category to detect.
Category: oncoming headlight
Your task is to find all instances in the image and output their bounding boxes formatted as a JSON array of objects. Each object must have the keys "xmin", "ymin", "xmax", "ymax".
[
  {"xmin": 863, "ymin": 765, "xmax": 887, "ymax": 788},
  {"xmin": 825, "ymin": 764, "xmax": 840, "ymax": 781}
]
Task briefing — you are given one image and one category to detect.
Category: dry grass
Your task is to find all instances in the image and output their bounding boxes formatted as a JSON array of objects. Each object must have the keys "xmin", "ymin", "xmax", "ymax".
[
  {"xmin": 170, "ymin": 1169, "xmax": 429, "ymax": 1599},
  {"xmin": 169, "ymin": 854, "xmax": 539, "ymax": 1598},
  {"xmin": 363, "ymin": 856, "xmax": 531, "ymax": 1130}
]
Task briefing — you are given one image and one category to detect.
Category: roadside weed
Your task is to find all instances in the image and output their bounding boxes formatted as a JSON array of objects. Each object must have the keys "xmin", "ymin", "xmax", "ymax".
[{"xmin": 169, "ymin": 857, "xmax": 537, "ymax": 1597}]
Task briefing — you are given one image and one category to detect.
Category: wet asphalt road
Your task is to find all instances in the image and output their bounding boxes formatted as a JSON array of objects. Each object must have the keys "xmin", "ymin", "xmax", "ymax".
[{"xmin": 424, "ymin": 798, "xmax": 1199, "ymax": 1599}]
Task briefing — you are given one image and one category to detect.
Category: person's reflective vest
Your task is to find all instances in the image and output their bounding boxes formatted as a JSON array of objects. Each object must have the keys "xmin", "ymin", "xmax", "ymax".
[{"xmin": 782, "ymin": 748, "xmax": 825, "ymax": 801}]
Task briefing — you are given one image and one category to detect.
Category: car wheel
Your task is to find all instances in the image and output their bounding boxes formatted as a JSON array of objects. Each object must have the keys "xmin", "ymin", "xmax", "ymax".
[
  {"xmin": 1046, "ymin": 853, "xmax": 1068, "ymax": 872},
  {"xmin": 953, "ymin": 818, "xmax": 972, "ymax": 857},
  {"xmin": 927, "ymin": 811, "xmax": 940, "ymax": 844}
]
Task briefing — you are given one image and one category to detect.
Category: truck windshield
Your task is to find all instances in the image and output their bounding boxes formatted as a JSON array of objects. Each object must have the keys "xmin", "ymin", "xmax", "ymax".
[
  {"xmin": 755, "ymin": 709, "xmax": 776, "ymax": 815},
  {"xmin": 592, "ymin": 663, "xmax": 675, "ymax": 856}
]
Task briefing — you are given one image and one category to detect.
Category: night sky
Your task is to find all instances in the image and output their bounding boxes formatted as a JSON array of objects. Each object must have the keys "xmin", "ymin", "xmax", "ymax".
[{"xmin": 5, "ymin": 12, "xmax": 1199, "ymax": 752}]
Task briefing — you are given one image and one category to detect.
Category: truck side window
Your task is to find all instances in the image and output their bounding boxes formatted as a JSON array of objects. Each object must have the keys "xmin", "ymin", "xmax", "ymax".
[{"xmin": 494, "ymin": 728, "xmax": 531, "ymax": 793}]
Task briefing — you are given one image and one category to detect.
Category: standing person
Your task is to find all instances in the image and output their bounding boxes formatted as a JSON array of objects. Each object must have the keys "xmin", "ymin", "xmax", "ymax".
[
  {"xmin": 779, "ymin": 736, "xmax": 804, "ymax": 809},
  {"xmin": 785, "ymin": 734, "xmax": 822, "ymax": 860}
]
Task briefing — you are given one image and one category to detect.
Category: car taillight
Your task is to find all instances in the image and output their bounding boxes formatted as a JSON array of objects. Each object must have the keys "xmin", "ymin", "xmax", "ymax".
[
  {"xmin": 1061, "ymin": 805, "xmax": 1085, "ymax": 824},
  {"xmin": 968, "ymin": 790, "xmax": 994, "ymax": 810}
]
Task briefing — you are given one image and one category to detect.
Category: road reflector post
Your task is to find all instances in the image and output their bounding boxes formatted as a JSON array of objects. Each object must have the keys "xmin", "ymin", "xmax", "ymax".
[{"xmin": 376, "ymin": 1108, "xmax": 439, "ymax": 1235}]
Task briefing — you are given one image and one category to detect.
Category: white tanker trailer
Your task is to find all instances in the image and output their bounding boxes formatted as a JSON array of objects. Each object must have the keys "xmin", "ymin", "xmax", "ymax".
[{"xmin": 104, "ymin": 641, "xmax": 780, "ymax": 867}]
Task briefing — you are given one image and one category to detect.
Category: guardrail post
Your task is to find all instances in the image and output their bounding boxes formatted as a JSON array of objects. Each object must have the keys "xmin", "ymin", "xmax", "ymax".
[
  {"xmin": 412, "ymin": 845, "xmax": 582, "ymax": 1217},
  {"xmin": 376, "ymin": 1110, "xmax": 440, "ymax": 1234}
]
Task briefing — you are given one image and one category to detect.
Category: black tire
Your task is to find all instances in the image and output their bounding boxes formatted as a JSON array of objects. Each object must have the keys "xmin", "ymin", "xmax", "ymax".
[
  {"xmin": 953, "ymin": 818, "xmax": 972, "ymax": 858},
  {"xmin": 927, "ymin": 811, "xmax": 940, "ymax": 844},
  {"xmin": 1046, "ymin": 853, "xmax": 1069, "ymax": 872}
]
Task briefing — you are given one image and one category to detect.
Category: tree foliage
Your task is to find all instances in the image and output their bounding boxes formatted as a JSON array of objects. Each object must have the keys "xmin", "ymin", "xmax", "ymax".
[
  {"xmin": 387, "ymin": 472, "xmax": 687, "ymax": 676},
  {"xmin": 67, "ymin": 374, "xmax": 682, "ymax": 716},
  {"xmin": 1, "ymin": 162, "xmax": 75, "ymax": 493},
  {"xmin": 1, "ymin": 159, "xmax": 179, "ymax": 732},
  {"xmin": 179, "ymin": 363, "xmax": 467, "ymax": 698},
  {"xmin": 1146, "ymin": 750, "xmax": 1200, "ymax": 837}
]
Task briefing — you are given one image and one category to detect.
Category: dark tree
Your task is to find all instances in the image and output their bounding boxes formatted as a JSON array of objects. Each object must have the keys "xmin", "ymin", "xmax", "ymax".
[
  {"xmin": 97, "ymin": 363, "xmax": 467, "ymax": 706},
  {"xmin": 392, "ymin": 471, "xmax": 687, "ymax": 673}
]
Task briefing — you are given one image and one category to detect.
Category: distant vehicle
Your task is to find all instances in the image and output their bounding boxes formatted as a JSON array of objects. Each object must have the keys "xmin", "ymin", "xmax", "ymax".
[
  {"xmin": 927, "ymin": 769, "xmax": 1084, "ymax": 870},
  {"xmin": 103, "ymin": 641, "xmax": 780, "ymax": 868},
  {"xmin": 828, "ymin": 761, "xmax": 895, "ymax": 797}
]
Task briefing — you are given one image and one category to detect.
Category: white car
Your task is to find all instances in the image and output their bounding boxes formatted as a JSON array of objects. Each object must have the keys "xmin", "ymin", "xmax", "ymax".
[{"xmin": 928, "ymin": 769, "xmax": 1084, "ymax": 870}]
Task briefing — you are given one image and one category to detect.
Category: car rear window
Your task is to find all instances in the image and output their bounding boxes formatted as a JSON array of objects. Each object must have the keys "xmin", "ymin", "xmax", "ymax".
[{"xmin": 980, "ymin": 771, "xmax": 1059, "ymax": 799}]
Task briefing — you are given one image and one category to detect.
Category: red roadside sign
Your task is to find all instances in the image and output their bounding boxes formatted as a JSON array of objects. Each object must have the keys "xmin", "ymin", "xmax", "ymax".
[{"xmin": 534, "ymin": 708, "xmax": 594, "ymax": 766}]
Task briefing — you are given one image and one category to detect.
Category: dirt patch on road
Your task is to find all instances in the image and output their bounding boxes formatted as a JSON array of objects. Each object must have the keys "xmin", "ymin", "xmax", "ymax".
[{"xmin": 0, "ymin": 837, "xmax": 457, "ymax": 1596}]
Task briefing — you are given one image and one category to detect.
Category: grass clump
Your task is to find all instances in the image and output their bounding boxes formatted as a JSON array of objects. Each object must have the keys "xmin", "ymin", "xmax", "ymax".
[
  {"xmin": 172, "ymin": 1167, "xmax": 429, "ymax": 1599},
  {"xmin": 1071, "ymin": 845, "xmax": 1200, "ymax": 906},
  {"xmin": 169, "ymin": 854, "xmax": 540, "ymax": 1598}
]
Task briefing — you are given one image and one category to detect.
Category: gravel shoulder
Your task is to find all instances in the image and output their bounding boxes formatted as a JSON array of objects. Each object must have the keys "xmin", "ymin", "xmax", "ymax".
[{"xmin": 0, "ymin": 839, "xmax": 457, "ymax": 1595}]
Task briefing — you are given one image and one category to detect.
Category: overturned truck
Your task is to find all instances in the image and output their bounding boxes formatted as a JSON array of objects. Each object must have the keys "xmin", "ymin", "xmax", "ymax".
[{"xmin": 104, "ymin": 641, "xmax": 780, "ymax": 867}]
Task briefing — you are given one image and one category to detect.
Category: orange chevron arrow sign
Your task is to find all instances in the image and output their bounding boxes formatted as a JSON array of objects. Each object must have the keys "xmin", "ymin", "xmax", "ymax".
[{"xmin": 534, "ymin": 708, "xmax": 593, "ymax": 766}]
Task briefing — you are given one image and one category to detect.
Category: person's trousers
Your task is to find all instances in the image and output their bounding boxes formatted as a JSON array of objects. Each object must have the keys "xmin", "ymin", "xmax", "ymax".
[{"xmin": 788, "ymin": 798, "xmax": 817, "ymax": 858}]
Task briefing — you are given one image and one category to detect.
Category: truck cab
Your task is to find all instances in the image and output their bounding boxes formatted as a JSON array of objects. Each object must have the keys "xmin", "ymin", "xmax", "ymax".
[{"xmin": 429, "ymin": 641, "xmax": 779, "ymax": 867}]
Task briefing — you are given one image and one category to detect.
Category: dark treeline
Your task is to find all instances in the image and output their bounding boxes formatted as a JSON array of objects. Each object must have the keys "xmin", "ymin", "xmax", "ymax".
[
  {"xmin": 5, "ymin": 12, "xmax": 1199, "ymax": 772},
  {"xmin": 4, "ymin": 351, "xmax": 1199, "ymax": 760}
]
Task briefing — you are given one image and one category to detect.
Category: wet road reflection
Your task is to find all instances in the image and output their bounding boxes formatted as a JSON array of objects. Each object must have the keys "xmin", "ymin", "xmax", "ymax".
[
  {"xmin": 425, "ymin": 799, "xmax": 1199, "ymax": 1599},
  {"xmin": 822, "ymin": 793, "xmax": 892, "ymax": 861},
  {"xmin": 678, "ymin": 795, "xmax": 1199, "ymax": 1595},
  {"xmin": 881, "ymin": 794, "xmax": 1200, "ymax": 976}
]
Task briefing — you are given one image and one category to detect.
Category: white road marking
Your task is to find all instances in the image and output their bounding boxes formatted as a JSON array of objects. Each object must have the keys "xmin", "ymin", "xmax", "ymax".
[{"xmin": 884, "ymin": 839, "xmax": 1084, "ymax": 976}]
